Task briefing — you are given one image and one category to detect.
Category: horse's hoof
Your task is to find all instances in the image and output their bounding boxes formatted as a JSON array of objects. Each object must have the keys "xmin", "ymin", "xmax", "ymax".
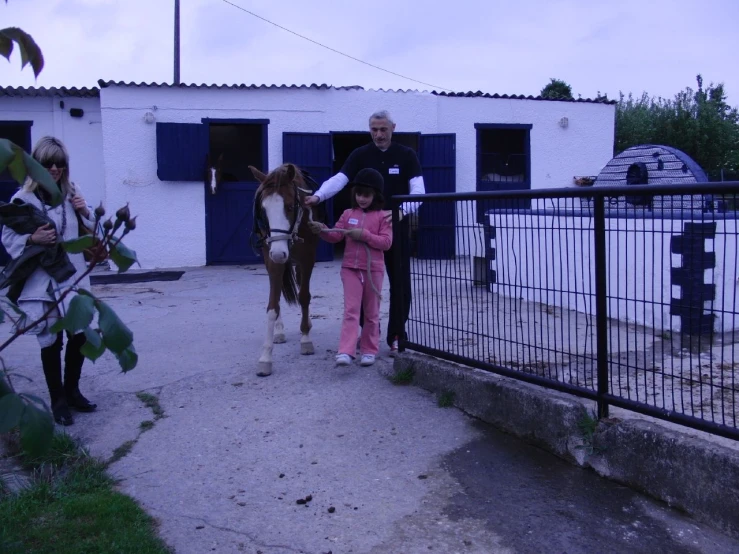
[
  {"xmin": 257, "ymin": 361, "xmax": 273, "ymax": 377},
  {"xmin": 301, "ymin": 342, "xmax": 315, "ymax": 355},
  {"xmin": 273, "ymin": 334, "xmax": 286, "ymax": 344}
]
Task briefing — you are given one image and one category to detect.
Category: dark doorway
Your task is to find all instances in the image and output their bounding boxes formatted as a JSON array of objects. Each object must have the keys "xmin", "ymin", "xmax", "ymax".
[
  {"xmin": 0, "ymin": 121, "xmax": 33, "ymax": 265},
  {"xmin": 204, "ymin": 120, "xmax": 267, "ymax": 265}
]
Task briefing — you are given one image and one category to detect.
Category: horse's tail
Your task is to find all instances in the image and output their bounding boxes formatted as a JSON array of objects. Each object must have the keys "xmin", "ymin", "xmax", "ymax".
[{"xmin": 282, "ymin": 262, "xmax": 299, "ymax": 306}]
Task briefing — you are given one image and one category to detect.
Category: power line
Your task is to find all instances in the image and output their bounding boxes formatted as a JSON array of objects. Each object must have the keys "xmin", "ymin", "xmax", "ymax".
[{"xmin": 218, "ymin": 0, "xmax": 453, "ymax": 92}]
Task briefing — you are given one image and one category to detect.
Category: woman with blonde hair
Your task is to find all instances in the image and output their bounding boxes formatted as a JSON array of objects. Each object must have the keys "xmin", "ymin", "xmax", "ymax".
[{"xmin": 1, "ymin": 136, "xmax": 97, "ymax": 425}]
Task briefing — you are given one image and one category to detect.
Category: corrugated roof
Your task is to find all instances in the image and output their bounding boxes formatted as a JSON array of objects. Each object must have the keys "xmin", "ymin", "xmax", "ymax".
[
  {"xmin": 0, "ymin": 86, "xmax": 99, "ymax": 98},
  {"xmin": 0, "ymin": 82, "xmax": 615, "ymax": 104},
  {"xmin": 431, "ymin": 90, "xmax": 616, "ymax": 105},
  {"xmin": 97, "ymin": 80, "xmax": 363, "ymax": 91},
  {"xmin": 97, "ymin": 80, "xmax": 615, "ymax": 104}
]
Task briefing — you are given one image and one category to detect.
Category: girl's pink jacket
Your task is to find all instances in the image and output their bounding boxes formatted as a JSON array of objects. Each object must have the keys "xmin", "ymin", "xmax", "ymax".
[{"xmin": 321, "ymin": 208, "xmax": 393, "ymax": 272}]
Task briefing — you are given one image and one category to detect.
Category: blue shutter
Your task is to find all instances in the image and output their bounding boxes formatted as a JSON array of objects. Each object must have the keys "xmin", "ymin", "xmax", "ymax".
[
  {"xmin": 156, "ymin": 123, "xmax": 208, "ymax": 181},
  {"xmin": 283, "ymin": 133, "xmax": 334, "ymax": 262},
  {"xmin": 418, "ymin": 134, "xmax": 456, "ymax": 259}
]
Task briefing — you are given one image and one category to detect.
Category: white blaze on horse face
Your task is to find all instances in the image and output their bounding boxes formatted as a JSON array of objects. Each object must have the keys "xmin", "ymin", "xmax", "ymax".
[
  {"xmin": 261, "ymin": 193, "xmax": 291, "ymax": 264},
  {"xmin": 209, "ymin": 167, "xmax": 217, "ymax": 195}
]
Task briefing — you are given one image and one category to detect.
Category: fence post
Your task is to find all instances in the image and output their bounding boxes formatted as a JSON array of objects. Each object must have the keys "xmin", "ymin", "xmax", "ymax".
[
  {"xmin": 392, "ymin": 198, "xmax": 405, "ymax": 353},
  {"xmin": 593, "ymin": 195, "xmax": 610, "ymax": 418}
]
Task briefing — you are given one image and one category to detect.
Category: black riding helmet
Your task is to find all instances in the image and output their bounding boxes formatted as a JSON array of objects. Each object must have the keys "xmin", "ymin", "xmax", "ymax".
[{"xmin": 352, "ymin": 168, "xmax": 384, "ymax": 194}]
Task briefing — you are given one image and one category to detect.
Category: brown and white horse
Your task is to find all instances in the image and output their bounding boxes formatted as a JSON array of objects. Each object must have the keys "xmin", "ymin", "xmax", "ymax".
[{"xmin": 249, "ymin": 163, "xmax": 319, "ymax": 377}]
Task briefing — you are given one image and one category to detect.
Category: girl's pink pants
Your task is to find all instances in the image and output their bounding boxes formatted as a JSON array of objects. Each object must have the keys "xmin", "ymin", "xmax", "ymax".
[{"xmin": 338, "ymin": 267, "xmax": 384, "ymax": 356}]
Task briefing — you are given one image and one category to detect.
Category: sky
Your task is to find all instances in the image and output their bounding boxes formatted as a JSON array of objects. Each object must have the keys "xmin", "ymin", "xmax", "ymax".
[{"xmin": 1, "ymin": 0, "xmax": 738, "ymax": 104}]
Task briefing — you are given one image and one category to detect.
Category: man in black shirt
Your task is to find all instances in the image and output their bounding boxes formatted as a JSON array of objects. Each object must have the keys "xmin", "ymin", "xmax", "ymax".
[{"xmin": 304, "ymin": 110, "xmax": 425, "ymax": 355}]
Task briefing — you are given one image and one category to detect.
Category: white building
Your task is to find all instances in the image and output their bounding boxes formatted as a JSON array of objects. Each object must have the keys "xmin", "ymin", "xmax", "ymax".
[{"xmin": 0, "ymin": 82, "xmax": 616, "ymax": 269}]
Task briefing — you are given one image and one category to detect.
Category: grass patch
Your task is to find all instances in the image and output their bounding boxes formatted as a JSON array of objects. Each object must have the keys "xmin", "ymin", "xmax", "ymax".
[
  {"xmin": 140, "ymin": 420, "xmax": 155, "ymax": 432},
  {"xmin": 390, "ymin": 367, "xmax": 415, "ymax": 385},
  {"xmin": 0, "ymin": 429, "xmax": 170, "ymax": 553},
  {"xmin": 0, "ymin": 457, "xmax": 170, "ymax": 553},
  {"xmin": 20, "ymin": 432, "xmax": 82, "ymax": 470},
  {"xmin": 108, "ymin": 440, "xmax": 137, "ymax": 466},
  {"xmin": 576, "ymin": 411, "xmax": 604, "ymax": 455},
  {"xmin": 136, "ymin": 392, "xmax": 164, "ymax": 420},
  {"xmin": 437, "ymin": 390, "xmax": 455, "ymax": 408}
]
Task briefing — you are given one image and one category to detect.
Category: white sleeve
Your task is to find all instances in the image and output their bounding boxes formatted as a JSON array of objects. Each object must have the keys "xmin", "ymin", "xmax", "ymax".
[
  {"xmin": 1, "ymin": 223, "xmax": 30, "ymax": 259},
  {"xmin": 315, "ymin": 173, "xmax": 350, "ymax": 202},
  {"xmin": 401, "ymin": 175, "xmax": 425, "ymax": 215}
]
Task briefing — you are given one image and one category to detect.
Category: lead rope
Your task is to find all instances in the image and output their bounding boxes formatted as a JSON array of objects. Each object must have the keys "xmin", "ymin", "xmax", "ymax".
[{"xmin": 306, "ymin": 207, "xmax": 382, "ymax": 298}]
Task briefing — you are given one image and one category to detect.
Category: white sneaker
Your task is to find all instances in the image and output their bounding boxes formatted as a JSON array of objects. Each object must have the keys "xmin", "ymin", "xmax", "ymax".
[
  {"xmin": 335, "ymin": 353, "xmax": 352, "ymax": 366},
  {"xmin": 360, "ymin": 354, "xmax": 376, "ymax": 366}
]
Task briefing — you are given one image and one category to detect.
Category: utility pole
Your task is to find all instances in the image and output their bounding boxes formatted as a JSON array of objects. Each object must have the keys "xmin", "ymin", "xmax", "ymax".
[{"xmin": 174, "ymin": 0, "xmax": 181, "ymax": 85}]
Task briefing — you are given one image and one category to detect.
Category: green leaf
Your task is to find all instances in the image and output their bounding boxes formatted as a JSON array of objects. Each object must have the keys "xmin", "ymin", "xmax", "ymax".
[
  {"xmin": 0, "ymin": 139, "xmax": 61, "ymax": 205},
  {"xmin": 0, "ymin": 139, "xmax": 14, "ymax": 170},
  {"xmin": 66, "ymin": 295, "xmax": 96, "ymax": 332},
  {"xmin": 110, "ymin": 241, "xmax": 138, "ymax": 273},
  {"xmin": 0, "ymin": 33, "xmax": 12, "ymax": 61},
  {"xmin": 63, "ymin": 235, "xmax": 95, "ymax": 254},
  {"xmin": 22, "ymin": 147, "xmax": 61, "ymax": 205},
  {"xmin": 84, "ymin": 326, "xmax": 103, "ymax": 349},
  {"xmin": 0, "ymin": 27, "xmax": 44, "ymax": 77},
  {"xmin": 81, "ymin": 327, "xmax": 106, "ymax": 362},
  {"xmin": 96, "ymin": 300, "xmax": 133, "ymax": 353},
  {"xmin": 115, "ymin": 344, "xmax": 138, "ymax": 372},
  {"xmin": 20, "ymin": 402, "xmax": 54, "ymax": 458},
  {"xmin": 0, "ymin": 392, "xmax": 25, "ymax": 433},
  {"xmin": 50, "ymin": 294, "xmax": 95, "ymax": 334}
]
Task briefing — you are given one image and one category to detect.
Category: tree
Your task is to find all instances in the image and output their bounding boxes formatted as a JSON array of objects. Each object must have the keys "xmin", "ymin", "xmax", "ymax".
[
  {"xmin": 0, "ymin": 1, "xmax": 140, "ymax": 457},
  {"xmin": 540, "ymin": 78, "xmax": 574, "ymax": 101},
  {"xmin": 615, "ymin": 75, "xmax": 739, "ymax": 178}
]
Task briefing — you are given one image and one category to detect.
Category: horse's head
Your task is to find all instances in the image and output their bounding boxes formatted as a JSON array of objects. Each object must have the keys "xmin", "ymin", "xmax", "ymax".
[
  {"xmin": 251, "ymin": 163, "xmax": 307, "ymax": 264},
  {"xmin": 205, "ymin": 153, "xmax": 223, "ymax": 195}
]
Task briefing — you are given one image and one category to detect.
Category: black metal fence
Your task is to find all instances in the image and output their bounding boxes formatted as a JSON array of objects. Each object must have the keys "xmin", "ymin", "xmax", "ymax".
[{"xmin": 391, "ymin": 182, "xmax": 739, "ymax": 440}]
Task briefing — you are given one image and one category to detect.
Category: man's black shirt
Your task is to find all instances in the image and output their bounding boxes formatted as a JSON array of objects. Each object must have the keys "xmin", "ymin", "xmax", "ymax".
[{"xmin": 341, "ymin": 142, "xmax": 422, "ymax": 198}]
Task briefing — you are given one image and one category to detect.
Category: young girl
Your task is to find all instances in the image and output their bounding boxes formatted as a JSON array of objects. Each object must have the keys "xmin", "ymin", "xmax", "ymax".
[{"xmin": 309, "ymin": 168, "xmax": 392, "ymax": 366}]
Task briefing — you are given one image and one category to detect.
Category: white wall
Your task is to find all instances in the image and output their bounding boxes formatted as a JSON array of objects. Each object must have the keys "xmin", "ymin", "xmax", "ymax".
[
  {"xmin": 99, "ymin": 85, "xmax": 615, "ymax": 269},
  {"xmin": 487, "ymin": 210, "xmax": 739, "ymax": 333},
  {"xmin": 0, "ymin": 96, "xmax": 105, "ymax": 207}
]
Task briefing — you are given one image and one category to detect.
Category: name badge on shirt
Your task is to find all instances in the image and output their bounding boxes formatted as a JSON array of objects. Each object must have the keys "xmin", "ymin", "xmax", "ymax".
[
  {"xmin": 388, "ymin": 167, "xmax": 400, "ymax": 175},
  {"xmin": 348, "ymin": 218, "xmax": 359, "ymax": 225}
]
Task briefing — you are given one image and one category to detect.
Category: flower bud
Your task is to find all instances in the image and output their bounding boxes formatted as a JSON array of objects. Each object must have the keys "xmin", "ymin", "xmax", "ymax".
[
  {"xmin": 115, "ymin": 204, "xmax": 131, "ymax": 223},
  {"xmin": 103, "ymin": 218, "xmax": 113, "ymax": 231},
  {"xmin": 125, "ymin": 216, "xmax": 137, "ymax": 231},
  {"xmin": 94, "ymin": 203, "xmax": 105, "ymax": 219}
]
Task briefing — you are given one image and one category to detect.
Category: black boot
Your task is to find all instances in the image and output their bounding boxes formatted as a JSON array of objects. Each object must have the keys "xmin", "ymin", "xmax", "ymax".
[
  {"xmin": 64, "ymin": 332, "xmax": 97, "ymax": 412},
  {"xmin": 42, "ymin": 333, "xmax": 74, "ymax": 426}
]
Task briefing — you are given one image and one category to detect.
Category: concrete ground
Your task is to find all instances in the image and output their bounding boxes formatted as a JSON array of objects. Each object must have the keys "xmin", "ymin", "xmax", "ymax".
[{"xmin": 2, "ymin": 262, "xmax": 738, "ymax": 553}]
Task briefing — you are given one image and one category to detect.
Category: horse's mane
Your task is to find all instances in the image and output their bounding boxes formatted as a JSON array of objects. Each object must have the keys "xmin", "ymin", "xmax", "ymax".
[{"xmin": 255, "ymin": 164, "xmax": 306, "ymax": 198}]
